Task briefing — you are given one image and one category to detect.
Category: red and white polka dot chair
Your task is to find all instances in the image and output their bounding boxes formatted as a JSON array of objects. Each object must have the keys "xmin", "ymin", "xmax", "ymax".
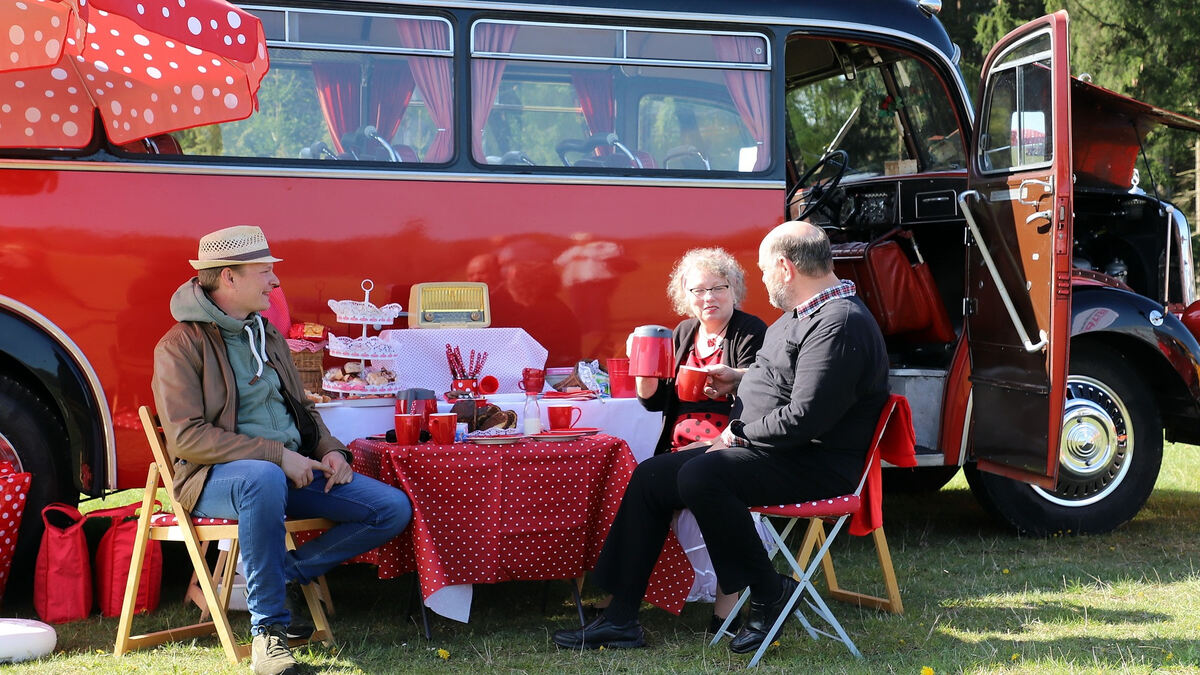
[
  {"xmin": 114, "ymin": 407, "xmax": 337, "ymax": 664},
  {"xmin": 710, "ymin": 394, "xmax": 915, "ymax": 666}
]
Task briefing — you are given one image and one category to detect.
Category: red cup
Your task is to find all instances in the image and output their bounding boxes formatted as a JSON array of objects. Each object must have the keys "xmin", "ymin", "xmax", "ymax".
[
  {"xmin": 518, "ymin": 367, "xmax": 545, "ymax": 393},
  {"xmin": 428, "ymin": 413, "xmax": 458, "ymax": 445},
  {"xmin": 606, "ymin": 357, "xmax": 636, "ymax": 398},
  {"xmin": 478, "ymin": 374, "xmax": 499, "ymax": 395},
  {"xmin": 396, "ymin": 398, "xmax": 437, "ymax": 431},
  {"xmin": 394, "ymin": 413, "xmax": 422, "ymax": 445},
  {"xmin": 451, "ymin": 378, "xmax": 480, "ymax": 396},
  {"xmin": 675, "ymin": 365, "xmax": 709, "ymax": 402},
  {"xmin": 547, "ymin": 404, "xmax": 582, "ymax": 430},
  {"xmin": 629, "ymin": 325, "xmax": 674, "ymax": 378}
]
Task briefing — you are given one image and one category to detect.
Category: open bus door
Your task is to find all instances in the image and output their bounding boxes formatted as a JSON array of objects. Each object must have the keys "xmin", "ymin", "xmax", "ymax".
[{"xmin": 959, "ymin": 12, "xmax": 1073, "ymax": 489}]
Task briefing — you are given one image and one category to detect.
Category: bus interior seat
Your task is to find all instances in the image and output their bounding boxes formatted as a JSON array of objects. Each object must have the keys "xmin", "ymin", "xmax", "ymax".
[
  {"xmin": 392, "ymin": 144, "xmax": 419, "ymax": 162},
  {"xmin": 830, "ymin": 237, "xmax": 955, "ymax": 343}
]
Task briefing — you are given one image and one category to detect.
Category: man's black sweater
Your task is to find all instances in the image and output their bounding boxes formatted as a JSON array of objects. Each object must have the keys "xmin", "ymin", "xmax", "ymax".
[{"xmin": 733, "ymin": 295, "xmax": 888, "ymax": 478}]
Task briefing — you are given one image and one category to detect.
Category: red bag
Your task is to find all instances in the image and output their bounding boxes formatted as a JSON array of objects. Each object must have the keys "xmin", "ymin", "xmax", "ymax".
[
  {"xmin": 0, "ymin": 462, "xmax": 32, "ymax": 604},
  {"xmin": 33, "ymin": 503, "xmax": 93, "ymax": 623},
  {"xmin": 92, "ymin": 501, "xmax": 162, "ymax": 617}
]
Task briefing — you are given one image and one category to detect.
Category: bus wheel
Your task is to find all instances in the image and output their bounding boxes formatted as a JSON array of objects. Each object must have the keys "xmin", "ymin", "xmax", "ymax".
[
  {"xmin": 0, "ymin": 373, "xmax": 75, "ymax": 590},
  {"xmin": 966, "ymin": 344, "xmax": 1162, "ymax": 536},
  {"xmin": 883, "ymin": 466, "xmax": 960, "ymax": 493}
]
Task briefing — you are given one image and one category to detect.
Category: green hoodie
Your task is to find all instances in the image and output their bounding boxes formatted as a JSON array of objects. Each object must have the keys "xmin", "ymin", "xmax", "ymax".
[{"xmin": 169, "ymin": 279, "xmax": 301, "ymax": 452}]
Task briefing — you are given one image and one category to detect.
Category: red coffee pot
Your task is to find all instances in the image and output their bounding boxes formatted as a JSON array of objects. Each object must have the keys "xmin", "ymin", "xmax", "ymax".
[{"xmin": 628, "ymin": 325, "xmax": 674, "ymax": 378}]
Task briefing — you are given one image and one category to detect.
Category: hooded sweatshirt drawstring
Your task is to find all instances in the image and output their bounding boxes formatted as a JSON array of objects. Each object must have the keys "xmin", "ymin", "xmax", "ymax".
[{"xmin": 243, "ymin": 314, "xmax": 270, "ymax": 384}]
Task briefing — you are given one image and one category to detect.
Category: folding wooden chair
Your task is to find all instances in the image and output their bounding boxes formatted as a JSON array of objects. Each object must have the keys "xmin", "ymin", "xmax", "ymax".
[
  {"xmin": 710, "ymin": 394, "xmax": 914, "ymax": 666},
  {"xmin": 114, "ymin": 406, "xmax": 336, "ymax": 664}
]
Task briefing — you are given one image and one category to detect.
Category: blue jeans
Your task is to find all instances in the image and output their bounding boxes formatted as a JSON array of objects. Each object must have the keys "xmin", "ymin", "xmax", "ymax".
[{"xmin": 191, "ymin": 459, "xmax": 412, "ymax": 631}]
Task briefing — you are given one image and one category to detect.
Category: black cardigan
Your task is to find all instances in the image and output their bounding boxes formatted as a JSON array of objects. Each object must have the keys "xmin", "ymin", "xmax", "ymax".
[{"xmin": 637, "ymin": 308, "xmax": 768, "ymax": 455}]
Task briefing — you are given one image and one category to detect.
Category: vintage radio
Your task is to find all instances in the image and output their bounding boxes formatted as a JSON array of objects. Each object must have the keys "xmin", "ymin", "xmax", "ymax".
[{"xmin": 407, "ymin": 282, "xmax": 491, "ymax": 328}]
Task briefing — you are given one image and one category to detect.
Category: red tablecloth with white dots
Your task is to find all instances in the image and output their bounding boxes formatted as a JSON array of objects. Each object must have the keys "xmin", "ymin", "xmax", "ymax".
[{"xmin": 348, "ymin": 435, "xmax": 693, "ymax": 620}]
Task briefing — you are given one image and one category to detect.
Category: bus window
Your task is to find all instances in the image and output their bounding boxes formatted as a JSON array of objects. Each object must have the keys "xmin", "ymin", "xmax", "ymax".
[
  {"xmin": 470, "ymin": 20, "xmax": 770, "ymax": 172},
  {"xmin": 784, "ymin": 39, "xmax": 965, "ymax": 179},
  {"xmin": 161, "ymin": 9, "xmax": 454, "ymax": 164},
  {"xmin": 978, "ymin": 31, "xmax": 1053, "ymax": 173}
]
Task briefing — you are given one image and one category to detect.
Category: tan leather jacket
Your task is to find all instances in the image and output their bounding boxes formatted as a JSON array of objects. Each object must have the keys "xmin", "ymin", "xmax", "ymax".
[{"xmin": 151, "ymin": 320, "xmax": 347, "ymax": 511}]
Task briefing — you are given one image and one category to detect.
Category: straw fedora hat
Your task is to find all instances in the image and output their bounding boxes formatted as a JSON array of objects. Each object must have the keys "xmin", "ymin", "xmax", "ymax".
[{"xmin": 189, "ymin": 225, "xmax": 283, "ymax": 270}]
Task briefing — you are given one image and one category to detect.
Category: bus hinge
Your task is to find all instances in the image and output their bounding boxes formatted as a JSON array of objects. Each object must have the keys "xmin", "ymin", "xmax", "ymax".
[{"xmin": 962, "ymin": 297, "xmax": 978, "ymax": 316}]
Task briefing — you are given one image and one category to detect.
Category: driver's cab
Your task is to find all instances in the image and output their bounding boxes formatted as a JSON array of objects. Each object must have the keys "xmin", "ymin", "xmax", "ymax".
[{"xmin": 783, "ymin": 36, "xmax": 970, "ymax": 371}]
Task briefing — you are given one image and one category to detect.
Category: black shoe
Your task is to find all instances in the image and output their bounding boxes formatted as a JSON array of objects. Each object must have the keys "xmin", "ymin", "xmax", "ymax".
[
  {"xmin": 552, "ymin": 614, "xmax": 646, "ymax": 649},
  {"xmin": 708, "ymin": 612, "xmax": 743, "ymax": 636},
  {"xmin": 285, "ymin": 581, "xmax": 316, "ymax": 641},
  {"xmin": 729, "ymin": 574, "xmax": 799, "ymax": 654}
]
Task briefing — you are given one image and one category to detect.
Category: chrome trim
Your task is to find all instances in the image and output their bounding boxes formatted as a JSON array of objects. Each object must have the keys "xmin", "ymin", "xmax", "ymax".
[
  {"xmin": 916, "ymin": 0, "xmax": 942, "ymax": 18},
  {"xmin": 0, "ymin": 295, "xmax": 115, "ymax": 490},
  {"xmin": 959, "ymin": 387, "xmax": 973, "ymax": 466},
  {"xmin": 1169, "ymin": 204, "xmax": 1196, "ymax": 305},
  {"xmin": 0, "ymin": 158, "xmax": 784, "ymax": 188},
  {"xmin": 262, "ymin": 0, "xmax": 975, "ymax": 124},
  {"xmin": 959, "ymin": 189, "xmax": 1049, "ymax": 352},
  {"xmin": 245, "ymin": 5, "xmax": 454, "ymax": 55},
  {"xmin": 470, "ymin": 18, "xmax": 771, "ymax": 70}
]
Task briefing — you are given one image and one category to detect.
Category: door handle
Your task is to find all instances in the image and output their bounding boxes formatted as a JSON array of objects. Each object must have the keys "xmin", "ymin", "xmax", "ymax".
[
  {"xmin": 1025, "ymin": 209, "xmax": 1052, "ymax": 225},
  {"xmin": 1018, "ymin": 177, "xmax": 1053, "ymax": 205}
]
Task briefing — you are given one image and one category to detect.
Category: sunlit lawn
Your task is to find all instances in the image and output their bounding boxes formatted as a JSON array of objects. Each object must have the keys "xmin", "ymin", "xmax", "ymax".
[{"xmin": 7, "ymin": 443, "xmax": 1200, "ymax": 673}]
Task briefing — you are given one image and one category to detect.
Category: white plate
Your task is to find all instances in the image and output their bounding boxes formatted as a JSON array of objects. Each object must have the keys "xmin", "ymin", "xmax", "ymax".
[
  {"xmin": 315, "ymin": 397, "xmax": 396, "ymax": 408},
  {"xmin": 467, "ymin": 435, "xmax": 526, "ymax": 445}
]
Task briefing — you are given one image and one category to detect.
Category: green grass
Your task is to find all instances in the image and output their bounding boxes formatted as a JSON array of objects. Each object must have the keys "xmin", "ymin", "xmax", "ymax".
[{"xmin": 9, "ymin": 444, "xmax": 1200, "ymax": 673}]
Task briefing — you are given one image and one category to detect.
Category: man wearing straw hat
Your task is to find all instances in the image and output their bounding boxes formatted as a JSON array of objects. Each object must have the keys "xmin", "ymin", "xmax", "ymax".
[{"xmin": 152, "ymin": 226, "xmax": 412, "ymax": 675}]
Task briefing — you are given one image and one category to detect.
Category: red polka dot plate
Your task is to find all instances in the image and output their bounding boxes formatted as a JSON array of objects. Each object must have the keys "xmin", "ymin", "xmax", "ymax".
[{"xmin": 528, "ymin": 428, "xmax": 602, "ymax": 441}]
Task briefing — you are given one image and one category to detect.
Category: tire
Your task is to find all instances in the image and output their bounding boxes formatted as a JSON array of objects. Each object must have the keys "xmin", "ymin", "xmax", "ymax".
[
  {"xmin": 883, "ymin": 466, "xmax": 960, "ymax": 493},
  {"xmin": 0, "ymin": 373, "xmax": 76, "ymax": 596},
  {"xmin": 966, "ymin": 344, "xmax": 1162, "ymax": 536}
]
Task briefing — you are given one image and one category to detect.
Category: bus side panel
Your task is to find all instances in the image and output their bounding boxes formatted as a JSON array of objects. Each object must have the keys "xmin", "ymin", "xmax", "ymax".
[{"xmin": 0, "ymin": 166, "xmax": 782, "ymax": 489}]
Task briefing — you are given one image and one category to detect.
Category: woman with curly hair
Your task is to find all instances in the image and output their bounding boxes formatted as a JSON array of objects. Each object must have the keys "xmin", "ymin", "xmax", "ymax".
[{"xmin": 633, "ymin": 246, "xmax": 767, "ymax": 633}]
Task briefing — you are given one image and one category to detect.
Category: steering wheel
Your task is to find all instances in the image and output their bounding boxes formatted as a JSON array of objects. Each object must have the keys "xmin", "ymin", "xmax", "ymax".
[
  {"xmin": 662, "ymin": 145, "xmax": 711, "ymax": 170},
  {"xmin": 784, "ymin": 150, "xmax": 849, "ymax": 222}
]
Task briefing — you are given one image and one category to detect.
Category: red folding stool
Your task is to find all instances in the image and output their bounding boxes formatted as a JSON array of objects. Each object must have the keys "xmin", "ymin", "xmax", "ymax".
[{"xmin": 710, "ymin": 394, "xmax": 915, "ymax": 666}]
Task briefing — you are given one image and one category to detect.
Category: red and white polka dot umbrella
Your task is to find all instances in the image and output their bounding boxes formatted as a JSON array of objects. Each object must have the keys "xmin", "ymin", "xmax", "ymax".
[{"xmin": 0, "ymin": 0, "xmax": 268, "ymax": 148}]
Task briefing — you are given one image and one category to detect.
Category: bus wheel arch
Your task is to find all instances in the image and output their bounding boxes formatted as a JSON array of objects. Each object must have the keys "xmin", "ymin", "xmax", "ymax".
[{"xmin": 966, "ymin": 341, "xmax": 1162, "ymax": 535}]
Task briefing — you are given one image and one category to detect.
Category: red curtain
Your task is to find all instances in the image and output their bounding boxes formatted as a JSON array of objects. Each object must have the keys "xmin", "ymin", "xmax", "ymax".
[
  {"xmin": 571, "ymin": 71, "xmax": 614, "ymax": 155},
  {"xmin": 367, "ymin": 61, "xmax": 416, "ymax": 142},
  {"xmin": 471, "ymin": 23, "xmax": 519, "ymax": 160},
  {"xmin": 396, "ymin": 19, "xmax": 453, "ymax": 162},
  {"xmin": 312, "ymin": 61, "xmax": 361, "ymax": 154},
  {"xmin": 713, "ymin": 36, "xmax": 770, "ymax": 171}
]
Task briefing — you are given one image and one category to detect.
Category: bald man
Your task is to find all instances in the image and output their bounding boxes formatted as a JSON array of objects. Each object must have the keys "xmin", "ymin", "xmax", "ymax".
[{"xmin": 552, "ymin": 221, "xmax": 889, "ymax": 656}]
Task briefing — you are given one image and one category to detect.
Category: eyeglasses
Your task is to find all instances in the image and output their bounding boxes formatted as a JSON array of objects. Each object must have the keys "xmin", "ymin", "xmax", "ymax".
[{"xmin": 687, "ymin": 284, "xmax": 730, "ymax": 298}]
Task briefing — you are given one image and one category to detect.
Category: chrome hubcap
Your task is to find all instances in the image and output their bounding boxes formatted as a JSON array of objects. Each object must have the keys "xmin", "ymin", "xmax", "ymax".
[{"xmin": 1032, "ymin": 375, "xmax": 1132, "ymax": 507}]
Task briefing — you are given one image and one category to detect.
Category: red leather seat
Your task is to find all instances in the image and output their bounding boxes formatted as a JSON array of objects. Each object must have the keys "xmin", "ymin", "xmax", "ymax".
[{"xmin": 830, "ymin": 237, "xmax": 955, "ymax": 343}]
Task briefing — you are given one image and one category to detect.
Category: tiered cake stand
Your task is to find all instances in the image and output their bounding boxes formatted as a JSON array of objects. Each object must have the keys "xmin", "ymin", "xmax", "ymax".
[{"xmin": 321, "ymin": 279, "xmax": 404, "ymax": 398}]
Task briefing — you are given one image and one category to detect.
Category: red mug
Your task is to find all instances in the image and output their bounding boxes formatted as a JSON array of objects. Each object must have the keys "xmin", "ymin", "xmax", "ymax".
[
  {"xmin": 428, "ymin": 413, "xmax": 458, "ymax": 445},
  {"xmin": 629, "ymin": 325, "xmax": 674, "ymax": 378},
  {"xmin": 451, "ymin": 378, "xmax": 480, "ymax": 396},
  {"xmin": 547, "ymin": 404, "xmax": 582, "ymax": 430},
  {"xmin": 607, "ymin": 357, "xmax": 636, "ymax": 398},
  {"xmin": 518, "ymin": 367, "xmax": 545, "ymax": 393},
  {"xmin": 478, "ymin": 374, "xmax": 500, "ymax": 395},
  {"xmin": 675, "ymin": 365, "xmax": 709, "ymax": 402},
  {"xmin": 394, "ymin": 414, "xmax": 422, "ymax": 445}
]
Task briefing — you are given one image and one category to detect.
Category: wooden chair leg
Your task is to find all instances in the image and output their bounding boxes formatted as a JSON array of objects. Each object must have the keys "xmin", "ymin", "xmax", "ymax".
[
  {"xmin": 795, "ymin": 518, "xmax": 903, "ymax": 615},
  {"xmin": 114, "ymin": 464, "xmax": 159, "ymax": 658},
  {"xmin": 285, "ymin": 531, "xmax": 335, "ymax": 648},
  {"xmin": 185, "ymin": 541, "xmax": 213, "ymax": 616}
]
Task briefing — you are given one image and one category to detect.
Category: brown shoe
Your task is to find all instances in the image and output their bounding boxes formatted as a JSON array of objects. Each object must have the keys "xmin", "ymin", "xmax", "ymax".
[{"xmin": 251, "ymin": 624, "xmax": 299, "ymax": 675}]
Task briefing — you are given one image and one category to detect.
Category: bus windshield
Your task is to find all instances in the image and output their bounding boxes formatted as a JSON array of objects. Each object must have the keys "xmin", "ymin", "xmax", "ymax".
[{"xmin": 785, "ymin": 39, "xmax": 965, "ymax": 180}]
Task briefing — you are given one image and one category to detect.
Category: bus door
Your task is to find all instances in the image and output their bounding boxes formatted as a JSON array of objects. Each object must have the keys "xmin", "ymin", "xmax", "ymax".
[{"xmin": 958, "ymin": 12, "xmax": 1073, "ymax": 488}]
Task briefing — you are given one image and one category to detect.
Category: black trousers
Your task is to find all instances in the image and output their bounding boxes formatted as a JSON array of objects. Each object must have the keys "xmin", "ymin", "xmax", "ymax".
[{"xmin": 592, "ymin": 444, "xmax": 862, "ymax": 606}]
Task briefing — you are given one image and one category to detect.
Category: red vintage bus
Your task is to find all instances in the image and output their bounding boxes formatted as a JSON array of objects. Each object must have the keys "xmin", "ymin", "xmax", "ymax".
[{"xmin": 4, "ymin": 0, "xmax": 1200, "ymax": 573}]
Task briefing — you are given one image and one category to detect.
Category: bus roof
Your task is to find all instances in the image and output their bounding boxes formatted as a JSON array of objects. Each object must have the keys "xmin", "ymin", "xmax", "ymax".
[{"xmin": 439, "ymin": 0, "xmax": 958, "ymax": 62}]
